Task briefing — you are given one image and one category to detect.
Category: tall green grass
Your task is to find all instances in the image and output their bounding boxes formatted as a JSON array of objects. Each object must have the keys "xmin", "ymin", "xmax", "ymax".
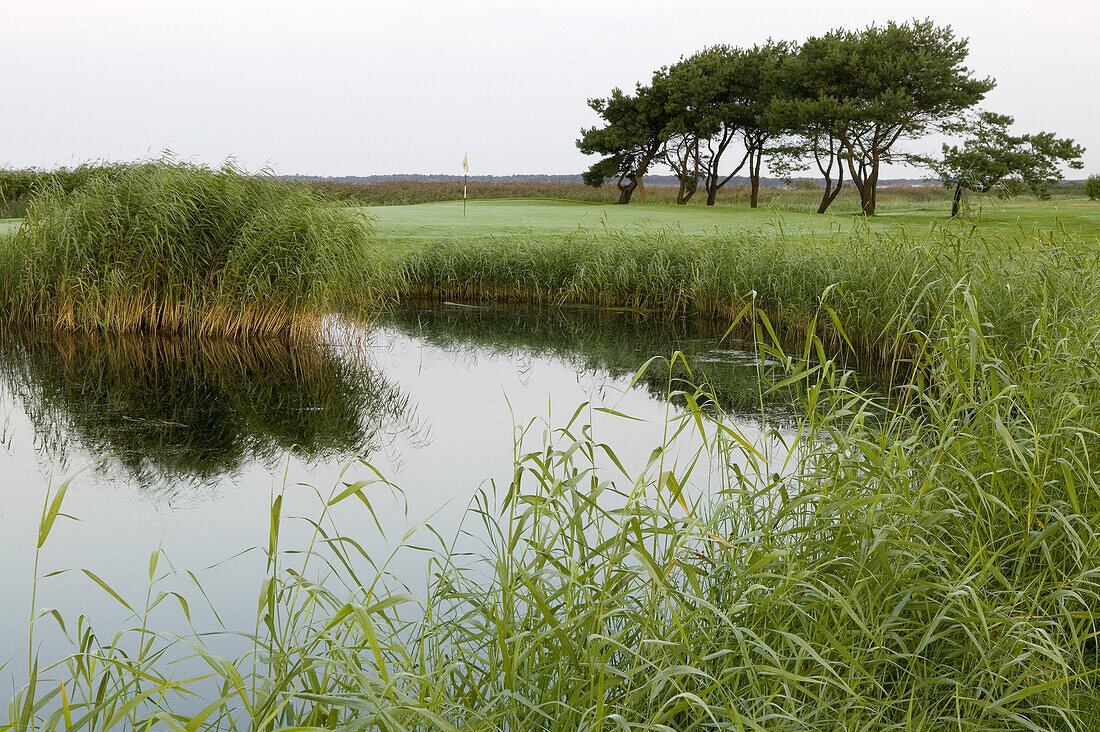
[
  {"xmin": 8, "ymin": 215, "xmax": 1100, "ymax": 728},
  {"xmin": 386, "ymin": 223, "xmax": 1097, "ymax": 368},
  {"xmin": 9, "ymin": 252, "xmax": 1100, "ymax": 727},
  {"xmin": 0, "ymin": 161, "xmax": 373, "ymax": 337}
]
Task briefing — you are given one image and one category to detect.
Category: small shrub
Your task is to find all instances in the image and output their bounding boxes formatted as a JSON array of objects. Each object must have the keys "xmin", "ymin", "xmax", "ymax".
[
  {"xmin": 786, "ymin": 177, "xmax": 822, "ymax": 190},
  {"xmin": 1086, "ymin": 173, "xmax": 1100, "ymax": 201}
]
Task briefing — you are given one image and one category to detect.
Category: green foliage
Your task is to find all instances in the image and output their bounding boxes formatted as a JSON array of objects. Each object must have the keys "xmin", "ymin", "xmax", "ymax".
[
  {"xmin": 788, "ymin": 19, "xmax": 994, "ymax": 214},
  {"xmin": 576, "ymin": 83, "xmax": 673, "ymax": 201},
  {"xmin": 1, "ymin": 160, "xmax": 373, "ymax": 336},
  {"xmin": 927, "ymin": 110, "xmax": 1085, "ymax": 214},
  {"xmin": 1087, "ymin": 173, "xmax": 1100, "ymax": 201},
  {"xmin": 11, "ymin": 231, "xmax": 1100, "ymax": 726},
  {"xmin": 579, "ymin": 20, "xmax": 993, "ymax": 214}
]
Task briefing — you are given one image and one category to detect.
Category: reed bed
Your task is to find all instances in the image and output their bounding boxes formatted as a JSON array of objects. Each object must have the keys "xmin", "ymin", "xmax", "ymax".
[
  {"xmin": 386, "ymin": 223, "xmax": 1097, "ymax": 370},
  {"xmin": 0, "ymin": 161, "xmax": 373, "ymax": 337},
  {"xmin": 8, "ymin": 206, "xmax": 1100, "ymax": 727},
  {"xmin": 9, "ymin": 269, "xmax": 1100, "ymax": 728}
]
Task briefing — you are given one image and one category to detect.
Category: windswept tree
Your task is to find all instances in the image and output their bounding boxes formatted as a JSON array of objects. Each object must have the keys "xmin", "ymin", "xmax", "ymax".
[
  {"xmin": 664, "ymin": 46, "xmax": 746, "ymax": 206},
  {"xmin": 925, "ymin": 111, "xmax": 1084, "ymax": 216},
  {"xmin": 769, "ymin": 51, "xmax": 850, "ymax": 214},
  {"xmin": 666, "ymin": 43, "xmax": 791, "ymax": 207},
  {"xmin": 577, "ymin": 82, "xmax": 671, "ymax": 204},
  {"xmin": 654, "ymin": 62, "xmax": 711, "ymax": 205},
  {"xmin": 795, "ymin": 20, "xmax": 994, "ymax": 214}
]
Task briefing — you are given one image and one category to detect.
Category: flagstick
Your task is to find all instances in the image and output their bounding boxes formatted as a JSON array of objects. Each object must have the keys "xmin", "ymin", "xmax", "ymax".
[{"xmin": 462, "ymin": 151, "xmax": 469, "ymax": 217}]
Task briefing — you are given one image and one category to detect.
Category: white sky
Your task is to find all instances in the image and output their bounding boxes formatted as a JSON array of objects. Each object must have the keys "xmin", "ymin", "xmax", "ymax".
[{"xmin": 1, "ymin": 0, "xmax": 1097, "ymax": 179}]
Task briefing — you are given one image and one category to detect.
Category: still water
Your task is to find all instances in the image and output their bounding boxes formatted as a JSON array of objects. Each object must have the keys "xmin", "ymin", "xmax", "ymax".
[{"xmin": 0, "ymin": 305, "xmax": 800, "ymax": 697}]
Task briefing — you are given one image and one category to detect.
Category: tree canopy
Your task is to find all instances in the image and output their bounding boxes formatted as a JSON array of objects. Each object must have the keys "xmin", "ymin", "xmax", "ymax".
[
  {"xmin": 576, "ymin": 83, "xmax": 671, "ymax": 204},
  {"xmin": 926, "ymin": 111, "xmax": 1084, "ymax": 216},
  {"xmin": 575, "ymin": 18, "xmax": 1082, "ymax": 216},
  {"xmin": 788, "ymin": 19, "xmax": 994, "ymax": 214}
]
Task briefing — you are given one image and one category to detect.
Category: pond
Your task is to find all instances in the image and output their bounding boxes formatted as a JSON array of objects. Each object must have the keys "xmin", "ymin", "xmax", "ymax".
[{"xmin": 0, "ymin": 305, "xmax": 803, "ymax": 700}]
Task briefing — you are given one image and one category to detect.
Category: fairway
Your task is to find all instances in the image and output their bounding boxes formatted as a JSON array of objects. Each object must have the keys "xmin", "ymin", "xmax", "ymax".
[{"xmin": 364, "ymin": 198, "xmax": 1100, "ymax": 245}]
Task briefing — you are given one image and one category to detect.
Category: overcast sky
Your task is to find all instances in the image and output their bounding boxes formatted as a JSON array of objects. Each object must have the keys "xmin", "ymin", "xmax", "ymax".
[{"xmin": 2, "ymin": 0, "xmax": 1097, "ymax": 179}]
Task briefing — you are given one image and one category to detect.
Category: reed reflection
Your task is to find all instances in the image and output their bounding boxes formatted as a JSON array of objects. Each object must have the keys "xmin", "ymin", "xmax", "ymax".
[
  {"xmin": 0, "ymin": 328, "xmax": 421, "ymax": 487},
  {"xmin": 378, "ymin": 305, "xmax": 805, "ymax": 422}
]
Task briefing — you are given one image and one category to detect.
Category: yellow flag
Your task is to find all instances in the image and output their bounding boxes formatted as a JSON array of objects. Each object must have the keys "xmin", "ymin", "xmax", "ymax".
[{"xmin": 462, "ymin": 153, "xmax": 469, "ymax": 174}]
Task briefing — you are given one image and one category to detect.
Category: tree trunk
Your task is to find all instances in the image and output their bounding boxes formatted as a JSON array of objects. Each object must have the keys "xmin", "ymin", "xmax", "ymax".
[
  {"xmin": 618, "ymin": 144, "xmax": 659, "ymax": 205},
  {"xmin": 637, "ymin": 175, "xmax": 647, "ymax": 204},
  {"xmin": 703, "ymin": 139, "xmax": 749, "ymax": 207},
  {"xmin": 617, "ymin": 178, "xmax": 637, "ymax": 204},
  {"xmin": 817, "ymin": 176, "xmax": 843, "ymax": 214},
  {"xmin": 843, "ymin": 143, "xmax": 877, "ymax": 215},
  {"xmin": 852, "ymin": 174, "xmax": 876, "ymax": 215},
  {"xmin": 676, "ymin": 183, "xmax": 698, "ymax": 205},
  {"xmin": 749, "ymin": 152, "xmax": 762, "ymax": 209},
  {"xmin": 811, "ymin": 132, "xmax": 844, "ymax": 215},
  {"xmin": 951, "ymin": 184, "xmax": 962, "ymax": 217},
  {"xmin": 862, "ymin": 159, "xmax": 880, "ymax": 215}
]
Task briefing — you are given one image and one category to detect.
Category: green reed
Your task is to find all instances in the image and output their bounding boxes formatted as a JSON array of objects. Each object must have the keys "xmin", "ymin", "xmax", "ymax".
[
  {"xmin": 0, "ymin": 161, "xmax": 373, "ymax": 337},
  {"xmin": 385, "ymin": 222, "xmax": 1100, "ymax": 369},
  {"xmin": 9, "ymin": 255, "xmax": 1100, "ymax": 727},
  {"xmin": 7, "ymin": 213, "xmax": 1100, "ymax": 728}
]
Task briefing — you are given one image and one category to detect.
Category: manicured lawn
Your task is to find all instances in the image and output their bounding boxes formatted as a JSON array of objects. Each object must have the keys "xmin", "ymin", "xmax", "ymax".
[
  {"xmin": 363, "ymin": 198, "xmax": 1100, "ymax": 246},
  {"xmin": 362, "ymin": 199, "xmax": 841, "ymax": 242},
  {"xmin": 7, "ymin": 197, "xmax": 1098, "ymax": 247}
]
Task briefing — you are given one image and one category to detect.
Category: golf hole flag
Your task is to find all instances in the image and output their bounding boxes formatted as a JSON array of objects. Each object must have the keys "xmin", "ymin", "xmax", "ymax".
[{"xmin": 462, "ymin": 153, "xmax": 468, "ymax": 215}]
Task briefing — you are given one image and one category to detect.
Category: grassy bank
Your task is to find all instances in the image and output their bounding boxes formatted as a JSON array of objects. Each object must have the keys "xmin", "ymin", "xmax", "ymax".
[
  {"xmin": 372, "ymin": 213, "xmax": 1097, "ymax": 370},
  {"xmin": 0, "ymin": 161, "xmax": 372, "ymax": 337}
]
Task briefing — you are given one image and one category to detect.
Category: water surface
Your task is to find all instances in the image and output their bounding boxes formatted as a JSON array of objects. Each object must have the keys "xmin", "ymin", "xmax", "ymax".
[{"xmin": 0, "ymin": 305, "xmax": 800, "ymax": 696}]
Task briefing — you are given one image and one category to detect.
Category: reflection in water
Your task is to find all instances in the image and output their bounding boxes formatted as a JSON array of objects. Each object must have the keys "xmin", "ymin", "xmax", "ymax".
[
  {"xmin": 378, "ymin": 305, "xmax": 803, "ymax": 422},
  {"xmin": 0, "ymin": 306, "xmax": 818, "ymax": 494},
  {"xmin": 0, "ymin": 328, "xmax": 419, "ymax": 487},
  {"xmin": 0, "ymin": 306, "xmax": 809, "ymax": 706}
]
